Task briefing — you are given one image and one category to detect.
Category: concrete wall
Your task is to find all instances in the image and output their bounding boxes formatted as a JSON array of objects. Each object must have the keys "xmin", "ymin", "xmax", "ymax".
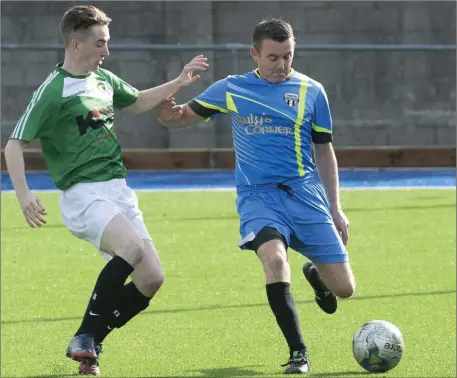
[{"xmin": 2, "ymin": 1, "xmax": 455, "ymax": 148}]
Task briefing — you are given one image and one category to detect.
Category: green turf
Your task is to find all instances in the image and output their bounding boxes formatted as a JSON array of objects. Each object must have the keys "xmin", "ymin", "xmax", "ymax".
[{"xmin": 1, "ymin": 189, "xmax": 456, "ymax": 377}]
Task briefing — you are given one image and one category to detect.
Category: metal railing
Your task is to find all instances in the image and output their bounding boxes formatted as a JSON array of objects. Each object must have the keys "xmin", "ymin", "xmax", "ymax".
[
  {"xmin": 2, "ymin": 43, "xmax": 455, "ymax": 147},
  {"xmin": 3, "ymin": 43, "xmax": 455, "ymax": 75},
  {"xmin": 2, "ymin": 43, "xmax": 456, "ymax": 51}
]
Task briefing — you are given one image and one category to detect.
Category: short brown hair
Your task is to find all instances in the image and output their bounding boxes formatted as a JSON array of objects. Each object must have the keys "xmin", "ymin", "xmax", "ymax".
[
  {"xmin": 60, "ymin": 5, "xmax": 111, "ymax": 45},
  {"xmin": 253, "ymin": 18, "xmax": 294, "ymax": 50}
]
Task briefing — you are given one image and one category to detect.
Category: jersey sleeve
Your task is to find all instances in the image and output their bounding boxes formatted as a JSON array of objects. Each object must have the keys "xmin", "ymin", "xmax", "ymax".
[
  {"xmin": 100, "ymin": 69, "xmax": 139, "ymax": 109},
  {"xmin": 187, "ymin": 78, "xmax": 228, "ymax": 122},
  {"xmin": 10, "ymin": 86, "xmax": 59, "ymax": 142},
  {"xmin": 311, "ymin": 85, "xmax": 333, "ymax": 144}
]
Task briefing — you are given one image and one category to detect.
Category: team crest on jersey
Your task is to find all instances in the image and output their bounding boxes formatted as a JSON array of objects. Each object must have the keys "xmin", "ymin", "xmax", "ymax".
[
  {"xmin": 284, "ymin": 93, "xmax": 299, "ymax": 107},
  {"xmin": 97, "ymin": 82, "xmax": 108, "ymax": 94}
]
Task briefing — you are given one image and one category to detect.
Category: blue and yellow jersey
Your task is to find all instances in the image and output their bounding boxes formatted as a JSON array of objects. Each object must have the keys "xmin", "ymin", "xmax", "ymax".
[{"xmin": 188, "ymin": 69, "xmax": 333, "ymax": 187}]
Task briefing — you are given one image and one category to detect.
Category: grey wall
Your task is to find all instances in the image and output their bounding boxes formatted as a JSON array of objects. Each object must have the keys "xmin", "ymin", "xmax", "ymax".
[{"xmin": 1, "ymin": 1, "xmax": 455, "ymax": 148}]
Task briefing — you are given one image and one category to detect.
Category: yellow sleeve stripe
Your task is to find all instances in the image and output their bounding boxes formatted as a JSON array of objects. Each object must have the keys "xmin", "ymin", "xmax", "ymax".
[
  {"xmin": 194, "ymin": 99, "xmax": 228, "ymax": 113},
  {"xmin": 312, "ymin": 123, "xmax": 332, "ymax": 134}
]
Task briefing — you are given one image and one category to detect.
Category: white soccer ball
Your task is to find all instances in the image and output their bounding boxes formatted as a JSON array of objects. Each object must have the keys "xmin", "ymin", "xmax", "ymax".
[{"xmin": 352, "ymin": 320, "xmax": 404, "ymax": 372}]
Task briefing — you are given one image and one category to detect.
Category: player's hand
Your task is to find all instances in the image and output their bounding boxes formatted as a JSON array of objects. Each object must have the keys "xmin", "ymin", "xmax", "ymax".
[
  {"xmin": 155, "ymin": 97, "xmax": 183, "ymax": 123},
  {"xmin": 331, "ymin": 208, "xmax": 349, "ymax": 246},
  {"xmin": 176, "ymin": 55, "xmax": 209, "ymax": 88},
  {"xmin": 17, "ymin": 191, "xmax": 47, "ymax": 228}
]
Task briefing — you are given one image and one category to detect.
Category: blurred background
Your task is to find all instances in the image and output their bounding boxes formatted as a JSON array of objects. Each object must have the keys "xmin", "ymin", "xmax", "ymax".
[{"xmin": 1, "ymin": 0, "xmax": 456, "ymax": 160}]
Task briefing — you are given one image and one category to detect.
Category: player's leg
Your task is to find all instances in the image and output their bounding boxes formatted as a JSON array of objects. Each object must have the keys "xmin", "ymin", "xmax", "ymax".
[
  {"xmin": 67, "ymin": 213, "xmax": 145, "ymax": 361},
  {"xmin": 131, "ymin": 240, "xmax": 164, "ymax": 297},
  {"xmin": 255, "ymin": 234, "xmax": 310, "ymax": 374},
  {"xmin": 301, "ymin": 221, "xmax": 355, "ymax": 302},
  {"xmin": 302, "ymin": 258, "xmax": 338, "ymax": 314},
  {"xmin": 288, "ymin": 178, "xmax": 356, "ymax": 313},
  {"xmin": 237, "ymin": 192, "xmax": 310, "ymax": 374},
  {"xmin": 90, "ymin": 185, "xmax": 164, "ymax": 347},
  {"xmin": 93, "ymin": 239, "xmax": 163, "ymax": 345},
  {"xmin": 302, "ymin": 253, "xmax": 355, "ymax": 315},
  {"xmin": 74, "ymin": 237, "xmax": 163, "ymax": 376},
  {"xmin": 312, "ymin": 261, "xmax": 355, "ymax": 299},
  {"xmin": 79, "ymin": 184, "xmax": 163, "ymax": 376},
  {"xmin": 59, "ymin": 180, "xmax": 156, "ymax": 364},
  {"xmin": 69, "ymin": 213, "xmax": 159, "ymax": 376}
]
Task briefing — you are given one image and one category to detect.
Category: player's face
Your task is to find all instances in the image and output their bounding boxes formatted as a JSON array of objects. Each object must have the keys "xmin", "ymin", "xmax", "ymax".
[
  {"xmin": 250, "ymin": 37, "xmax": 295, "ymax": 83},
  {"xmin": 73, "ymin": 25, "xmax": 110, "ymax": 73}
]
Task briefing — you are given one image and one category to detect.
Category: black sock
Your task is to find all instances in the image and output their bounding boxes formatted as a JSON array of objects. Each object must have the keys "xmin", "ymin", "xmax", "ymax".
[
  {"xmin": 94, "ymin": 324, "xmax": 113, "ymax": 345},
  {"xmin": 266, "ymin": 282, "xmax": 306, "ymax": 353},
  {"xmin": 75, "ymin": 256, "xmax": 134, "ymax": 337},
  {"xmin": 94, "ymin": 281, "xmax": 151, "ymax": 344}
]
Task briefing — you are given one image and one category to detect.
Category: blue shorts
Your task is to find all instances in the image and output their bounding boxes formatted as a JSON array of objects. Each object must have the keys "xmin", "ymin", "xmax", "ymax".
[{"xmin": 236, "ymin": 173, "xmax": 348, "ymax": 264}]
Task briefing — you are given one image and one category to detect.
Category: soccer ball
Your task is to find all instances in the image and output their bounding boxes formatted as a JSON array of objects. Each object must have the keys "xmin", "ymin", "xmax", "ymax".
[{"xmin": 352, "ymin": 320, "xmax": 404, "ymax": 372}]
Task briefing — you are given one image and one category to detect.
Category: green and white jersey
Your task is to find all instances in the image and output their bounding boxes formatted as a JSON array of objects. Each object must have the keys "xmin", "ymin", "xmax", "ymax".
[{"xmin": 10, "ymin": 63, "xmax": 139, "ymax": 190}]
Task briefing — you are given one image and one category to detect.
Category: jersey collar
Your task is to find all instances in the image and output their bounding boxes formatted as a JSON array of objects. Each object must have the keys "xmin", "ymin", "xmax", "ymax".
[
  {"xmin": 253, "ymin": 68, "xmax": 295, "ymax": 81},
  {"xmin": 56, "ymin": 63, "xmax": 93, "ymax": 79}
]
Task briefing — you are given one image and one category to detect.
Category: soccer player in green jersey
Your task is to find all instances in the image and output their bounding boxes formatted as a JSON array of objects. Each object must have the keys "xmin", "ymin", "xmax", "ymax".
[
  {"xmin": 155, "ymin": 19, "xmax": 356, "ymax": 374},
  {"xmin": 4, "ymin": 5, "xmax": 208, "ymax": 376}
]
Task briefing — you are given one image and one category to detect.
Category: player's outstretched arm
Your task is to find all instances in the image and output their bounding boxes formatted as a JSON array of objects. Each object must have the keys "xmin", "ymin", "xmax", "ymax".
[
  {"xmin": 314, "ymin": 142, "xmax": 349, "ymax": 245},
  {"xmin": 126, "ymin": 55, "xmax": 209, "ymax": 114},
  {"xmin": 4, "ymin": 139, "xmax": 47, "ymax": 228},
  {"xmin": 155, "ymin": 97, "xmax": 205, "ymax": 129}
]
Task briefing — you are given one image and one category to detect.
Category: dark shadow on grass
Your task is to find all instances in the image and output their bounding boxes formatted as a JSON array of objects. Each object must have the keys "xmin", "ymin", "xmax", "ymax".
[
  {"xmin": 312, "ymin": 371, "xmax": 376, "ymax": 377},
  {"xmin": 3, "ymin": 289, "xmax": 455, "ymax": 326},
  {"xmin": 2, "ymin": 203, "xmax": 455, "ymax": 231},
  {"xmin": 26, "ymin": 371, "xmax": 376, "ymax": 378},
  {"xmin": 347, "ymin": 203, "xmax": 456, "ymax": 212},
  {"xmin": 195, "ymin": 366, "xmax": 264, "ymax": 377},
  {"xmin": 151, "ymin": 201, "xmax": 455, "ymax": 222},
  {"xmin": 27, "ymin": 374, "xmax": 80, "ymax": 377}
]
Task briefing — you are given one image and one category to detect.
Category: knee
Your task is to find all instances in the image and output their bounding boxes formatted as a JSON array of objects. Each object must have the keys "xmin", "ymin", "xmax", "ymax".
[
  {"xmin": 266, "ymin": 254, "xmax": 288, "ymax": 273},
  {"xmin": 333, "ymin": 281, "xmax": 356, "ymax": 298},
  {"xmin": 121, "ymin": 240, "xmax": 145, "ymax": 268},
  {"xmin": 315, "ymin": 262, "xmax": 356, "ymax": 299},
  {"xmin": 257, "ymin": 240, "xmax": 289, "ymax": 281},
  {"xmin": 258, "ymin": 242, "xmax": 287, "ymax": 270},
  {"xmin": 141, "ymin": 270, "xmax": 164, "ymax": 297},
  {"xmin": 149, "ymin": 270, "xmax": 165, "ymax": 291}
]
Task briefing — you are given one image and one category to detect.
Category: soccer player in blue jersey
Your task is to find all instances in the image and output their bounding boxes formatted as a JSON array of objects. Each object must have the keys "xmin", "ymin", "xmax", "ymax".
[{"xmin": 155, "ymin": 19, "xmax": 356, "ymax": 374}]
